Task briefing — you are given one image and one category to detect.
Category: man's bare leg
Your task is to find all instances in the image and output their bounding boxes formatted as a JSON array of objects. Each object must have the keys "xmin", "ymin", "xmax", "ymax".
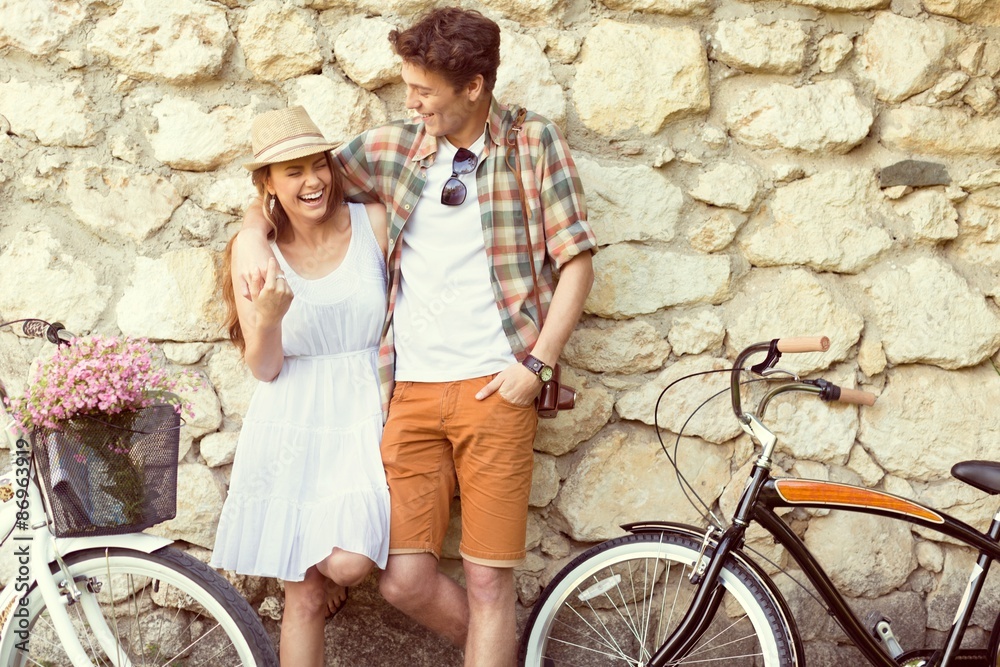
[
  {"xmin": 379, "ymin": 553, "xmax": 470, "ymax": 647},
  {"xmin": 463, "ymin": 561, "xmax": 516, "ymax": 667}
]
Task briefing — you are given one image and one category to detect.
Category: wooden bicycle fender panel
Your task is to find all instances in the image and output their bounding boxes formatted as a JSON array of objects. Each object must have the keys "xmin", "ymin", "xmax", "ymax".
[{"xmin": 773, "ymin": 479, "xmax": 945, "ymax": 524}]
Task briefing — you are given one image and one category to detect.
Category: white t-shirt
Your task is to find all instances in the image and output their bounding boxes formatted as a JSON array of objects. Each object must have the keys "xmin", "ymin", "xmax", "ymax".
[{"xmin": 393, "ymin": 134, "xmax": 517, "ymax": 382}]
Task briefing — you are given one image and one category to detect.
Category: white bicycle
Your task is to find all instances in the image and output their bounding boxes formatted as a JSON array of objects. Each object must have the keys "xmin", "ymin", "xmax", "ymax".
[{"xmin": 0, "ymin": 318, "xmax": 278, "ymax": 667}]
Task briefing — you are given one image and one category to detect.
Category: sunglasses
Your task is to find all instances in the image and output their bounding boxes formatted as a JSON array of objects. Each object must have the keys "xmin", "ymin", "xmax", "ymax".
[{"xmin": 441, "ymin": 148, "xmax": 478, "ymax": 206}]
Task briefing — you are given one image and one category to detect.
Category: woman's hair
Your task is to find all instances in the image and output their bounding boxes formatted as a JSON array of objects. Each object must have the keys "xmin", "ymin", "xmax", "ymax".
[
  {"xmin": 221, "ymin": 151, "xmax": 344, "ymax": 355},
  {"xmin": 389, "ymin": 7, "xmax": 501, "ymax": 94}
]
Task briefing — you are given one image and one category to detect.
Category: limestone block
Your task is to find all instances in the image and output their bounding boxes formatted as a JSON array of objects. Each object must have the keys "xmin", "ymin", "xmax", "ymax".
[
  {"xmin": 172, "ymin": 201, "xmax": 223, "ymax": 243},
  {"xmin": 529, "ymin": 454, "xmax": 559, "ymax": 508},
  {"xmin": 307, "ymin": 0, "xmax": 428, "ymax": 11},
  {"xmin": 818, "ymin": 33, "xmax": 853, "ymax": 73},
  {"xmin": 190, "ymin": 175, "xmax": 257, "ymax": 216},
  {"xmin": 859, "ymin": 364, "xmax": 1000, "ymax": 481},
  {"xmin": 711, "ymin": 18, "xmax": 808, "ymax": 75},
  {"xmin": 599, "ymin": 0, "xmax": 711, "ymax": 13},
  {"xmin": 496, "ymin": 29, "xmax": 566, "ymax": 128},
  {"xmin": 147, "ymin": 463, "xmax": 224, "ymax": 548},
  {"xmin": 726, "ymin": 268, "xmax": 864, "ymax": 376},
  {"xmin": 923, "ymin": 71, "xmax": 970, "ymax": 104},
  {"xmin": 0, "ymin": 78, "xmax": 96, "ymax": 147},
  {"xmin": 117, "ymin": 248, "xmax": 227, "ymax": 342},
  {"xmin": 857, "ymin": 336, "xmax": 887, "ymax": 377},
  {"xmin": 162, "ymin": 342, "xmax": 213, "ymax": 365},
  {"xmin": 149, "ymin": 98, "xmax": 252, "ymax": 172},
  {"xmin": 526, "ymin": 512, "xmax": 544, "ymax": 550},
  {"xmin": 201, "ymin": 431, "xmax": 240, "ymax": 468},
  {"xmin": 0, "ymin": 229, "xmax": 111, "ymax": 331},
  {"xmin": 855, "ymin": 12, "xmax": 951, "ymax": 103},
  {"xmin": 964, "ymin": 81, "xmax": 998, "ymax": 114},
  {"xmin": 562, "ymin": 320, "xmax": 670, "ymax": 374},
  {"xmin": 804, "ymin": 511, "xmax": 915, "ymax": 597},
  {"xmin": 576, "ymin": 156, "xmax": 683, "ymax": 246},
  {"xmin": 961, "ymin": 169, "xmax": 1000, "ymax": 192},
  {"xmin": 616, "ymin": 355, "xmax": 742, "ymax": 444},
  {"xmin": 554, "ymin": 425, "xmax": 732, "ymax": 541},
  {"xmin": 847, "ymin": 444, "xmax": 884, "ymax": 487},
  {"xmin": 538, "ymin": 29, "xmax": 581, "ymax": 64},
  {"xmin": 689, "ymin": 162, "xmax": 763, "ymax": 213},
  {"xmin": 534, "ymin": 368, "xmax": 614, "ymax": 456},
  {"xmin": 239, "ymin": 0, "xmax": 322, "ymax": 81},
  {"xmin": 744, "ymin": 0, "xmax": 887, "ymax": 7},
  {"xmin": 287, "ymin": 75, "xmax": 388, "ymax": 146},
  {"xmin": 207, "ymin": 346, "xmax": 259, "ymax": 419},
  {"xmin": 881, "ymin": 106, "xmax": 1000, "ymax": 156},
  {"xmin": 175, "ymin": 377, "xmax": 222, "ymax": 441},
  {"xmin": 333, "ymin": 18, "xmax": 401, "ymax": 91},
  {"xmin": 89, "ymin": 0, "xmax": 233, "ymax": 84},
  {"xmin": 688, "ymin": 209, "xmax": 747, "ymax": 253},
  {"xmin": 0, "ymin": 0, "xmax": 85, "ymax": 55},
  {"xmin": 923, "ymin": 0, "xmax": 1000, "ymax": 26},
  {"xmin": 478, "ymin": 0, "xmax": 562, "ymax": 25},
  {"xmin": 892, "ymin": 189, "xmax": 958, "ymax": 242},
  {"xmin": 768, "ymin": 372, "xmax": 860, "ymax": 465},
  {"xmin": 587, "ymin": 245, "xmax": 731, "ymax": 319},
  {"xmin": 668, "ymin": 309, "xmax": 725, "ymax": 356},
  {"xmin": 860, "ymin": 257, "xmax": 1000, "ymax": 369},
  {"xmin": 574, "ymin": 21, "xmax": 709, "ymax": 136},
  {"xmin": 916, "ymin": 540, "xmax": 944, "ymax": 573},
  {"xmin": 66, "ymin": 165, "xmax": 183, "ymax": 243},
  {"xmin": 726, "ymin": 79, "xmax": 873, "ymax": 154},
  {"xmin": 740, "ymin": 170, "xmax": 894, "ymax": 274}
]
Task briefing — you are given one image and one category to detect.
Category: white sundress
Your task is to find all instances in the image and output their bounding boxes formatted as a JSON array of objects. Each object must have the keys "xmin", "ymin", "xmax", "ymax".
[{"xmin": 211, "ymin": 203, "xmax": 390, "ymax": 581}]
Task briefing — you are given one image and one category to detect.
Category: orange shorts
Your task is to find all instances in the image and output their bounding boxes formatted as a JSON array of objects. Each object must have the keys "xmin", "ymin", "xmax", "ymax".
[{"xmin": 380, "ymin": 375, "xmax": 538, "ymax": 567}]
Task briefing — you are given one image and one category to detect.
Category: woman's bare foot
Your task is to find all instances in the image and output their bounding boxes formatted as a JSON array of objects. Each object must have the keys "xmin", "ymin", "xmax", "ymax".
[{"xmin": 323, "ymin": 578, "xmax": 348, "ymax": 618}]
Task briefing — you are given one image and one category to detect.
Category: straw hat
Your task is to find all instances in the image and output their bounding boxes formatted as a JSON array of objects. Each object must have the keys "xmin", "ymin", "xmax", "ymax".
[{"xmin": 243, "ymin": 106, "xmax": 338, "ymax": 171}]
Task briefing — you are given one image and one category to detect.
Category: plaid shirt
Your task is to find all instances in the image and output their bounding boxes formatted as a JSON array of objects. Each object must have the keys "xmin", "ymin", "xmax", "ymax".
[{"xmin": 335, "ymin": 97, "xmax": 596, "ymax": 419}]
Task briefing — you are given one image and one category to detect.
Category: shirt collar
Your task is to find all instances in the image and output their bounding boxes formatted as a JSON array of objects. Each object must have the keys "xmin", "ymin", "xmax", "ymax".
[{"xmin": 409, "ymin": 96, "xmax": 506, "ymax": 164}]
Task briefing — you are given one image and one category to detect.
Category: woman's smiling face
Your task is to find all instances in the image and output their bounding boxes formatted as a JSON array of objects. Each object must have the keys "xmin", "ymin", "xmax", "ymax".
[{"xmin": 266, "ymin": 153, "xmax": 333, "ymax": 225}]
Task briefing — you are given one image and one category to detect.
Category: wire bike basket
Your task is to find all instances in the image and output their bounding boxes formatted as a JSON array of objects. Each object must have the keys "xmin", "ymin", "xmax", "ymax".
[{"xmin": 31, "ymin": 403, "xmax": 180, "ymax": 537}]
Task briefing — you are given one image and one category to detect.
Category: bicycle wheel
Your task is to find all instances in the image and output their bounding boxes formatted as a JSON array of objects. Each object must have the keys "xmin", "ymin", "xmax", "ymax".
[
  {"xmin": 13, "ymin": 546, "xmax": 277, "ymax": 667},
  {"xmin": 519, "ymin": 531, "xmax": 798, "ymax": 666}
]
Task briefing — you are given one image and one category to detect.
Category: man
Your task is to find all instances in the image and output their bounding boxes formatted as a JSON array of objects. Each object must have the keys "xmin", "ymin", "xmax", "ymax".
[{"xmin": 237, "ymin": 8, "xmax": 595, "ymax": 665}]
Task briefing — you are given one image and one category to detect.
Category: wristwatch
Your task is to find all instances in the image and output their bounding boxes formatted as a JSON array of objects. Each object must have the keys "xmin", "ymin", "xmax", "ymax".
[{"xmin": 522, "ymin": 354, "xmax": 554, "ymax": 382}]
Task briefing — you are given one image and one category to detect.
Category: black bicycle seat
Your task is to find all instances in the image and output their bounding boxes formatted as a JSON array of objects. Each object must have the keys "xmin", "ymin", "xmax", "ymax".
[{"xmin": 952, "ymin": 460, "xmax": 1000, "ymax": 495}]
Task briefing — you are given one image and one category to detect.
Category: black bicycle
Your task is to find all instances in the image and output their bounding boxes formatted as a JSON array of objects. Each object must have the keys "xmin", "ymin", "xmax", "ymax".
[{"xmin": 520, "ymin": 336, "xmax": 1000, "ymax": 666}]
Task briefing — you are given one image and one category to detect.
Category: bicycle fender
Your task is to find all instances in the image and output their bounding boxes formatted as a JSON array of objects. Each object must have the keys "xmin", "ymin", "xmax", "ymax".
[
  {"xmin": 53, "ymin": 532, "xmax": 173, "ymax": 558},
  {"xmin": 620, "ymin": 520, "xmax": 708, "ymax": 539}
]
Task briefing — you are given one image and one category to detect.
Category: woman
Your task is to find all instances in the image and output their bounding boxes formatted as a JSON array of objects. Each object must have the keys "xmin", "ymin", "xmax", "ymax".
[{"xmin": 211, "ymin": 106, "xmax": 390, "ymax": 666}]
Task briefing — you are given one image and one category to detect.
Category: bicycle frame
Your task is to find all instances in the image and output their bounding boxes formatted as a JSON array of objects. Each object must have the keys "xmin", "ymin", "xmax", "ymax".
[
  {"xmin": 0, "ymin": 394, "xmax": 171, "ymax": 667},
  {"xmin": 650, "ymin": 339, "xmax": 1000, "ymax": 667}
]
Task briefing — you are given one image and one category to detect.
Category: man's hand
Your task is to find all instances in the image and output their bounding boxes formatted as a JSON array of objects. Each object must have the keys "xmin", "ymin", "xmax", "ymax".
[
  {"xmin": 236, "ymin": 200, "xmax": 276, "ymax": 300},
  {"xmin": 476, "ymin": 362, "xmax": 543, "ymax": 406}
]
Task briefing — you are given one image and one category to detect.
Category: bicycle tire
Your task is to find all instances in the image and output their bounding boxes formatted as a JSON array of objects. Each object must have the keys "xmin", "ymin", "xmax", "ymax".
[
  {"xmin": 519, "ymin": 531, "xmax": 798, "ymax": 666},
  {"xmin": 10, "ymin": 546, "xmax": 277, "ymax": 667}
]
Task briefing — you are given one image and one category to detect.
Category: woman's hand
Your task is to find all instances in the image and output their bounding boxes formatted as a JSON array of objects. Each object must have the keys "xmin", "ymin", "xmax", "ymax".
[{"xmin": 251, "ymin": 258, "xmax": 293, "ymax": 328}]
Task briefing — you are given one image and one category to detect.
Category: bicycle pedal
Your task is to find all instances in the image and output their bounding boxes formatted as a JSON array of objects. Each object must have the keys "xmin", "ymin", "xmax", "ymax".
[{"xmin": 866, "ymin": 611, "xmax": 905, "ymax": 659}]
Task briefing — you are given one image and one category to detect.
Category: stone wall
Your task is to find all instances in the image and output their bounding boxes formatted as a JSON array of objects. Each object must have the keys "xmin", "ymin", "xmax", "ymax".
[{"xmin": 2, "ymin": 0, "xmax": 1000, "ymax": 663}]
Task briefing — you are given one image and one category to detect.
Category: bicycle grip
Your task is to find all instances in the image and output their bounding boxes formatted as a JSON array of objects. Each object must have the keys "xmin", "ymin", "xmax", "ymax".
[
  {"xmin": 775, "ymin": 336, "xmax": 830, "ymax": 353},
  {"xmin": 835, "ymin": 387, "xmax": 877, "ymax": 406}
]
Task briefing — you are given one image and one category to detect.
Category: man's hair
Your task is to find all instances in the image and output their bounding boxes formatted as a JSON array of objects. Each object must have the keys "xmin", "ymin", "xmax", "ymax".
[{"xmin": 389, "ymin": 7, "xmax": 501, "ymax": 94}]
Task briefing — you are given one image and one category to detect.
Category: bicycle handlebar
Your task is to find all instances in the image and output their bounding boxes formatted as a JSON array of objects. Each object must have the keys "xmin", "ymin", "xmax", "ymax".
[
  {"xmin": 775, "ymin": 336, "xmax": 830, "ymax": 353},
  {"xmin": 731, "ymin": 336, "xmax": 876, "ymax": 422},
  {"xmin": 832, "ymin": 386, "xmax": 877, "ymax": 406}
]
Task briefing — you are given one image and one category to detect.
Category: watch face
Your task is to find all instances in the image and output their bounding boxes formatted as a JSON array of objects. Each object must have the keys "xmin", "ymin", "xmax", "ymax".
[{"xmin": 539, "ymin": 366, "xmax": 554, "ymax": 382}]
